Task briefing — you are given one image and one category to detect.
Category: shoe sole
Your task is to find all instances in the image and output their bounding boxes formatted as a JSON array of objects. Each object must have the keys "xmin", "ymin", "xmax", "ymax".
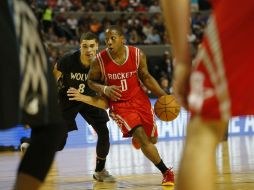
[
  {"xmin": 93, "ymin": 175, "xmax": 103, "ymax": 182},
  {"xmin": 93, "ymin": 175, "xmax": 116, "ymax": 183},
  {"xmin": 162, "ymin": 182, "xmax": 174, "ymax": 186}
]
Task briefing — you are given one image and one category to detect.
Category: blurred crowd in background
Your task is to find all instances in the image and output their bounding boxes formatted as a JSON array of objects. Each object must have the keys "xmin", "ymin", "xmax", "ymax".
[{"xmin": 28, "ymin": 0, "xmax": 210, "ymax": 95}]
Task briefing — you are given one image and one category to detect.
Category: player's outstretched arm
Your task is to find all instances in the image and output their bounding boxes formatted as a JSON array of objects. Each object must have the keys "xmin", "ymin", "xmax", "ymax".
[
  {"xmin": 67, "ymin": 87, "xmax": 109, "ymax": 109},
  {"xmin": 138, "ymin": 51, "xmax": 167, "ymax": 97}
]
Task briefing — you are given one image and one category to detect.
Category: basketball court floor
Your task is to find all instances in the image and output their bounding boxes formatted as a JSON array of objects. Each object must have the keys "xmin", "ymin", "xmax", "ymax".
[{"xmin": 0, "ymin": 135, "xmax": 254, "ymax": 190}]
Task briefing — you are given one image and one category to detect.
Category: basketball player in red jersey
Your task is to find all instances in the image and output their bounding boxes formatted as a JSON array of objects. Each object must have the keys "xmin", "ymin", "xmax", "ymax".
[
  {"xmin": 160, "ymin": 0, "xmax": 254, "ymax": 190},
  {"xmin": 83, "ymin": 25, "xmax": 174, "ymax": 186}
]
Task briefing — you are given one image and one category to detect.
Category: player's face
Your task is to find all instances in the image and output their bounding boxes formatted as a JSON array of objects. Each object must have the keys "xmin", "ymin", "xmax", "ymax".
[
  {"xmin": 80, "ymin": 39, "xmax": 98, "ymax": 60},
  {"xmin": 105, "ymin": 29, "xmax": 124, "ymax": 54}
]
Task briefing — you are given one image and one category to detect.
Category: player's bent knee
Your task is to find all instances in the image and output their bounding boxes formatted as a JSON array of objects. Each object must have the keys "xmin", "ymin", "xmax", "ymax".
[{"xmin": 132, "ymin": 127, "xmax": 149, "ymax": 145}]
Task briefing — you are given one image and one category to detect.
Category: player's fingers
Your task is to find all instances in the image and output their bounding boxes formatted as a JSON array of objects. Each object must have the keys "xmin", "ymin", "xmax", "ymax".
[
  {"xmin": 112, "ymin": 90, "xmax": 121, "ymax": 98},
  {"xmin": 68, "ymin": 87, "xmax": 78, "ymax": 90},
  {"xmin": 67, "ymin": 92, "xmax": 78, "ymax": 98},
  {"xmin": 106, "ymin": 86, "xmax": 121, "ymax": 100},
  {"xmin": 67, "ymin": 89, "xmax": 80, "ymax": 97},
  {"xmin": 112, "ymin": 85, "xmax": 122, "ymax": 93},
  {"xmin": 67, "ymin": 89, "xmax": 77, "ymax": 93},
  {"xmin": 110, "ymin": 95, "xmax": 119, "ymax": 102}
]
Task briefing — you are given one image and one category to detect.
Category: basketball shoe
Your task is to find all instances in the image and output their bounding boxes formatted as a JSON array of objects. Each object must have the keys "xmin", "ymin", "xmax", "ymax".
[
  {"xmin": 162, "ymin": 168, "xmax": 174, "ymax": 186},
  {"xmin": 93, "ymin": 169, "xmax": 116, "ymax": 182},
  {"xmin": 132, "ymin": 137, "xmax": 141, "ymax": 149},
  {"xmin": 20, "ymin": 142, "xmax": 30, "ymax": 153}
]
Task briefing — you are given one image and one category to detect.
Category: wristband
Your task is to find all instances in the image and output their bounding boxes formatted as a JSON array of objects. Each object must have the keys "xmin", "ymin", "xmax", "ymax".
[{"xmin": 103, "ymin": 86, "xmax": 107, "ymax": 94}]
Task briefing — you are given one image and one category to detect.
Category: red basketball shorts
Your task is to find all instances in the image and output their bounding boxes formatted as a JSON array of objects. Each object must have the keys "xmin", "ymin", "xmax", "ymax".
[{"xmin": 109, "ymin": 92, "xmax": 158, "ymax": 138}]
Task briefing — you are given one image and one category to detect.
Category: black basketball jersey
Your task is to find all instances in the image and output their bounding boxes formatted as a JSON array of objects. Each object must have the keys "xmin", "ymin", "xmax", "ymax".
[
  {"xmin": 0, "ymin": 0, "xmax": 63, "ymax": 129},
  {"xmin": 56, "ymin": 50, "xmax": 109, "ymax": 131},
  {"xmin": 57, "ymin": 50, "xmax": 97, "ymax": 108}
]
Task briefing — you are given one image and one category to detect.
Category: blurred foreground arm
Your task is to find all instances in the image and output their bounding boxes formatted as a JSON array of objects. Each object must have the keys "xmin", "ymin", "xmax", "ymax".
[{"xmin": 160, "ymin": 0, "xmax": 192, "ymax": 109}]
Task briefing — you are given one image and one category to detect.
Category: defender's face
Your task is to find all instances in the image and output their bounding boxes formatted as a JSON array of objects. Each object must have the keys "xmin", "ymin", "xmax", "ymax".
[
  {"xmin": 80, "ymin": 39, "xmax": 98, "ymax": 60},
  {"xmin": 105, "ymin": 29, "xmax": 124, "ymax": 54}
]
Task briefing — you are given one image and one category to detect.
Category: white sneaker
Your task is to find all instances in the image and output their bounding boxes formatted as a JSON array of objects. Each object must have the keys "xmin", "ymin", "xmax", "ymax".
[
  {"xmin": 20, "ymin": 142, "xmax": 29, "ymax": 153},
  {"xmin": 93, "ymin": 169, "xmax": 116, "ymax": 182}
]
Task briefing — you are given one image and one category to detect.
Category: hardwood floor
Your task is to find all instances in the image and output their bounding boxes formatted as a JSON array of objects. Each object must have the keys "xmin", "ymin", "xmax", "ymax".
[{"xmin": 0, "ymin": 136, "xmax": 254, "ymax": 190}]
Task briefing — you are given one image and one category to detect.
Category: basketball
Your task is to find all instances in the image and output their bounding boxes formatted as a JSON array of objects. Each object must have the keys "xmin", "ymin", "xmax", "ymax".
[{"xmin": 154, "ymin": 95, "xmax": 180, "ymax": 121}]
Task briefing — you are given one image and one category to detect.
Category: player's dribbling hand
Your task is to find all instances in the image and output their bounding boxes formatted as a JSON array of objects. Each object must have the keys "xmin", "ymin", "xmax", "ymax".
[{"xmin": 104, "ymin": 85, "xmax": 122, "ymax": 101}]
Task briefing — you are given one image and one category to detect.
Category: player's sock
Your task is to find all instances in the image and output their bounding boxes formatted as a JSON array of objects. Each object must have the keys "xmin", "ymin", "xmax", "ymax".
[
  {"xmin": 155, "ymin": 159, "xmax": 168, "ymax": 174},
  {"xmin": 95, "ymin": 157, "xmax": 106, "ymax": 172}
]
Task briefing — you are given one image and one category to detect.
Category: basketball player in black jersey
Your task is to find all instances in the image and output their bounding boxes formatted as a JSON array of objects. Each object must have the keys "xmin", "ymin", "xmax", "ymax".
[
  {"xmin": 53, "ymin": 32, "xmax": 115, "ymax": 182},
  {"xmin": 0, "ymin": 0, "xmax": 66, "ymax": 189}
]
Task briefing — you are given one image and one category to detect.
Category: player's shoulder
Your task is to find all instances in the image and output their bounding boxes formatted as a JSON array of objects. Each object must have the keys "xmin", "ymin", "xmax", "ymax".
[
  {"xmin": 97, "ymin": 48, "xmax": 107, "ymax": 57},
  {"xmin": 57, "ymin": 49, "xmax": 80, "ymax": 71},
  {"xmin": 59, "ymin": 49, "xmax": 80, "ymax": 63},
  {"xmin": 63, "ymin": 49, "xmax": 80, "ymax": 59},
  {"xmin": 127, "ymin": 45, "xmax": 142, "ymax": 54},
  {"xmin": 126, "ymin": 45, "xmax": 144, "ymax": 60},
  {"xmin": 127, "ymin": 45, "xmax": 140, "ymax": 51}
]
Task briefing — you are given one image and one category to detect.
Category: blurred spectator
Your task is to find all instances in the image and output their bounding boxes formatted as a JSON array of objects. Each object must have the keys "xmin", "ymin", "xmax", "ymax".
[
  {"xmin": 42, "ymin": 5, "xmax": 53, "ymax": 32},
  {"xmin": 119, "ymin": 0, "xmax": 129, "ymax": 11},
  {"xmin": 148, "ymin": 0, "xmax": 161, "ymax": 13},
  {"xmin": 135, "ymin": 3, "xmax": 147, "ymax": 12},
  {"xmin": 66, "ymin": 14, "xmax": 78, "ymax": 37},
  {"xmin": 129, "ymin": 0, "xmax": 140, "ymax": 10},
  {"xmin": 160, "ymin": 51, "xmax": 174, "ymax": 86},
  {"xmin": 144, "ymin": 28, "xmax": 161, "ymax": 44},
  {"xmin": 47, "ymin": 0, "xmax": 57, "ymax": 8},
  {"xmin": 159, "ymin": 77, "xmax": 171, "ymax": 94},
  {"xmin": 57, "ymin": 0, "xmax": 72, "ymax": 11},
  {"xmin": 142, "ymin": 23, "xmax": 153, "ymax": 37},
  {"xmin": 90, "ymin": 17, "xmax": 102, "ymax": 34},
  {"xmin": 43, "ymin": 26, "xmax": 59, "ymax": 43},
  {"xmin": 128, "ymin": 29, "xmax": 141, "ymax": 45}
]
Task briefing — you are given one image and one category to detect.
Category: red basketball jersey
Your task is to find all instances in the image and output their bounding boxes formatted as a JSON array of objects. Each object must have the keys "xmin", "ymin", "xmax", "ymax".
[
  {"xmin": 97, "ymin": 45, "xmax": 143, "ymax": 101},
  {"xmin": 97, "ymin": 46, "xmax": 157, "ymax": 137},
  {"xmin": 188, "ymin": 0, "xmax": 254, "ymax": 120}
]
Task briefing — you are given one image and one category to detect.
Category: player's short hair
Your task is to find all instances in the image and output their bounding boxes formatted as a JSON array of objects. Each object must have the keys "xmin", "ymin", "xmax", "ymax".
[
  {"xmin": 105, "ymin": 25, "xmax": 124, "ymax": 36},
  {"xmin": 80, "ymin": 32, "xmax": 99, "ymax": 43}
]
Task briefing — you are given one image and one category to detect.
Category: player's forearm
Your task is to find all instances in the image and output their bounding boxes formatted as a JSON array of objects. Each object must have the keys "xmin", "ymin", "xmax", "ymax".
[
  {"xmin": 143, "ymin": 75, "xmax": 167, "ymax": 97},
  {"xmin": 160, "ymin": 0, "xmax": 191, "ymax": 64},
  {"xmin": 87, "ymin": 79, "xmax": 105, "ymax": 95},
  {"xmin": 81, "ymin": 95, "xmax": 109, "ymax": 109}
]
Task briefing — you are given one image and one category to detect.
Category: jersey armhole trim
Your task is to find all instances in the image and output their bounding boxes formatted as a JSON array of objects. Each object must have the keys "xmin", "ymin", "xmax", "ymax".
[{"xmin": 97, "ymin": 53, "xmax": 106, "ymax": 83}]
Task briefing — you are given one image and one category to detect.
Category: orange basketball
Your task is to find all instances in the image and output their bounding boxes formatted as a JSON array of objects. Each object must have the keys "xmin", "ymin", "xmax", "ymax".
[{"xmin": 154, "ymin": 95, "xmax": 180, "ymax": 121}]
